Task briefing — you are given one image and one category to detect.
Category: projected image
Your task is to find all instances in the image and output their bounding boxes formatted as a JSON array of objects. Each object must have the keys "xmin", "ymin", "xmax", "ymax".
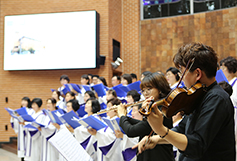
[
  {"xmin": 4, "ymin": 10, "xmax": 98, "ymax": 70},
  {"xmin": 11, "ymin": 35, "xmax": 45, "ymax": 55}
]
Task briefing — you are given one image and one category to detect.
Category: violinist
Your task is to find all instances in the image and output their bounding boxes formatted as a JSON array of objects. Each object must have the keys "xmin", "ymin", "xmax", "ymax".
[
  {"xmin": 117, "ymin": 72, "xmax": 174, "ymax": 161},
  {"xmin": 134, "ymin": 42, "xmax": 235, "ymax": 161}
]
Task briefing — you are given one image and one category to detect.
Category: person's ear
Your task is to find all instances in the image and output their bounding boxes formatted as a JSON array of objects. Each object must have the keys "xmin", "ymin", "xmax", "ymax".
[{"xmin": 196, "ymin": 68, "xmax": 202, "ymax": 80}]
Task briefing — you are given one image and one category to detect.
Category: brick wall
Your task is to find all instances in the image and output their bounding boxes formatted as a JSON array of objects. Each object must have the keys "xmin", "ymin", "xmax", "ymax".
[
  {"xmin": 0, "ymin": 0, "xmax": 114, "ymax": 142},
  {"xmin": 140, "ymin": 7, "xmax": 237, "ymax": 73},
  {"xmin": 122, "ymin": 0, "xmax": 140, "ymax": 77},
  {"xmin": 108, "ymin": 0, "xmax": 122, "ymax": 79}
]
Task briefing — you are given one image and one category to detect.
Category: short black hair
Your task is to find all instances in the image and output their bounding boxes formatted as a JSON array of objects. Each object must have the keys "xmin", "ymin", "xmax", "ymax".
[
  {"xmin": 130, "ymin": 73, "xmax": 137, "ymax": 79},
  {"xmin": 86, "ymin": 98, "xmax": 101, "ymax": 113},
  {"xmin": 66, "ymin": 91, "xmax": 76, "ymax": 98},
  {"xmin": 113, "ymin": 75, "xmax": 121, "ymax": 81},
  {"xmin": 81, "ymin": 74, "xmax": 90, "ymax": 85},
  {"xmin": 85, "ymin": 91, "xmax": 96, "ymax": 99},
  {"xmin": 99, "ymin": 77, "xmax": 108, "ymax": 86},
  {"xmin": 166, "ymin": 67, "xmax": 181, "ymax": 81},
  {"xmin": 46, "ymin": 98, "xmax": 57, "ymax": 105},
  {"xmin": 22, "ymin": 97, "xmax": 31, "ymax": 108},
  {"xmin": 107, "ymin": 89, "xmax": 117, "ymax": 98},
  {"xmin": 141, "ymin": 71, "xmax": 152, "ymax": 77},
  {"xmin": 46, "ymin": 98, "xmax": 58, "ymax": 110},
  {"xmin": 220, "ymin": 56, "xmax": 237, "ymax": 74},
  {"xmin": 173, "ymin": 42, "xmax": 218, "ymax": 78},
  {"xmin": 60, "ymin": 74, "xmax": 70, "ymax": 83},
  {"xmin": 127, "ymin": 90, "xmax": 140, "ymax": 102},
  {"xmin": 53, "ymin": 90, "xmax": 61, "ymax": 100},
  {"xmin": 67, "ymin": 99, "xmax": 80, "ymax": 112},
  {"xmin": 92, "ymin": 75, "xmax": 99, "ymax": 79},
  {"xmin": 218, "ymin": 81, "xmax": 233, "ymax": 97},
  {"xmin": 31, "ymin": 98, "xmax": 43, "ymax": 108},
  {"xmin": 121, "ymin": 74, "xmax": 132, "ymax": 84},
  {"xmin": 107, "ymin": 97, "xmax": 121, "ymax": 106}
]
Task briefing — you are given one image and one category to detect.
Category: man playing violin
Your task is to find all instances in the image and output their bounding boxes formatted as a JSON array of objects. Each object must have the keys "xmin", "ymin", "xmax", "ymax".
[{"xmin": 134, "ymin": 42, "xmax": 235, "ymax": 161}]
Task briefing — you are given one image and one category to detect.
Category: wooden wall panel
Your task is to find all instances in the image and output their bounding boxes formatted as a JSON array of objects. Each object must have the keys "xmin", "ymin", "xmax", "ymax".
[{"xmin": 140, "ymin": 7, "xmax": 237, "ymax": 73}]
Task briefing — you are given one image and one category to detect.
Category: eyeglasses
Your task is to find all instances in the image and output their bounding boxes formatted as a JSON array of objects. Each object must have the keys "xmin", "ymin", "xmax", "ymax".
[{"xmin": 141, "ymin": 88, "xmax": 153, "ymax": 95}]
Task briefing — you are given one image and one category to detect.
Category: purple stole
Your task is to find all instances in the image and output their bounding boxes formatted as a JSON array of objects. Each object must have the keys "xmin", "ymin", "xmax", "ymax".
[{"xmin": 231, "ymin": 78, "xmax": 237, "ymax": 87}]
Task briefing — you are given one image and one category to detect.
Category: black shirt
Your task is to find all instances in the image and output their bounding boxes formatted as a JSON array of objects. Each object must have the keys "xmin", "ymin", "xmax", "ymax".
[
  {"xmin": 120, "ymin": 116, "xmax": 174, "ymax": 161},
  {"xmin": 173, "ymin": 82, "xmax": 236, "ymax": 161}
]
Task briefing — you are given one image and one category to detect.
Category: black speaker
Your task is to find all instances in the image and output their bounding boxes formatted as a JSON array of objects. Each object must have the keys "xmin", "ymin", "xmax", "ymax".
[
  {"xmin": 99, "ymin": 55, "xmax": 106, "ymax": 65},
  {"xmin": 113, "ymin": 39, "xmax": 120, "ymax": 61}
]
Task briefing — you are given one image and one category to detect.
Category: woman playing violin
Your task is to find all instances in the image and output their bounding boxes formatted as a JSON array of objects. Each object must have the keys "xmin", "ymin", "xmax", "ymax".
[
  {"xmin": 117, "ymin": 72, "xmax": 174, "ymax": 161},
  {"xmin": 134, "ymin": 42, "xmax": 235, "ymax": 161}
]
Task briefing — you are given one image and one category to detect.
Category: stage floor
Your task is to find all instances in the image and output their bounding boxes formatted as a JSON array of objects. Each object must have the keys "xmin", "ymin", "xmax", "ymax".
[{"xmin": 0, "ymin": 148, "xmax": 19, "ymax": 161}]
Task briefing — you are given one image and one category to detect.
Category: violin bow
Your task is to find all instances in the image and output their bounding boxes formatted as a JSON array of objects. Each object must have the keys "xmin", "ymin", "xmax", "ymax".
[
  {"xmin": 177, "ymin": 58, "xmax": 195, "ymax": 87},
  {"xmin": 136, "ymin": 130, "xmax": 154, "ymax": 156}
]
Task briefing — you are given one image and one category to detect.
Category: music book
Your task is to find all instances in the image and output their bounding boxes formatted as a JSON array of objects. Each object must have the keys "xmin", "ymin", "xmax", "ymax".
[
  {"xmin": 102, "ymin": 117, "xmax": 125, "ymax": 134},
  {"xmin": 15, "ymin": 107, "xmax": 28, "ymax": 115},
  {"xmin": 215, "ymin": 69, "xmax": 229, "ymax": 83},
  {"xmin": 91, "ymin": 83, "xmax": 106, "ymax": 97},
  {"xmin": 77, "ymin": 104, "xmax": 87, "ymax": 118},
  {"xmin": 104, "ymin": 85, "xmax": 110, "ymax": 91},
  {"xmin": 64, "ymin": 83, "xmax": 82, "ymax": 94},
  {"xmin": 5, "ymin": 108, "xmax": 24, "ymax": 122},
  {"xmin": 51, "ymin": 89, "xmax": 56, "ymax": 92},
  {"xmin": 53, "ymin": 109, "xmax": 66, "ymax": 125},
  {"xmin": 81, "ymin": 85, "xmax": 91, "ymax": 92},
  {"xmin": 20, "ymin": 114, "xmax": 35, "ymax": 122},
  {"xmin": 62, "ymin": 84, "xmax": 71, "ymax": 95},
  {"xmin": 70, "ymin": 83, "xmax": 82, "ymax": 94},
  {"xmin": 127, "ymin": 81, "xmax": 141, "ymax": 92},
  {"xmin": 48, "ymin": 128, "xmax": 93, "ymax": 161},
  {"xmin": 119, "ymin": 81, "xmax": 141, "ymax": 93},
  {"xmin": 42, "ymin": 109, "xmax": 64, "ymax": 125},
  {"xmin": 78, "ymin": 115, "xmax": 107, "ymax": 131},
  {"xmin": 98, "ymin": 103, "xmax": 107, "ymax": 118},
  {"xmin": 112, "ymin": 84, "xmax": 127, "ymax": 97},
  {"xmin": 60, "ymin": 111, "xmax": 81, "ymax": 129},
  {"xmin": 24, "ymin": 122, "xmax": 46, "ymax": 130},
  {"xmin": 119, "ymin": 85, "xmax": 130, "ymax": 93}
]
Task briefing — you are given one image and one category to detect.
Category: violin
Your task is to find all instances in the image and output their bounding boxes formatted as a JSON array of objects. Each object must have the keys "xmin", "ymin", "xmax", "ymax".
[
  {"xmin": 139, "ymin": 58, "xmax": 207, "ymax": 118},
  {"xmin": 96, "ymin": 100, "xmax": 144, "ymax": 115},
  {"xmin": 139, "ymin": 82, "xmax": 206, "ymax": 118}
]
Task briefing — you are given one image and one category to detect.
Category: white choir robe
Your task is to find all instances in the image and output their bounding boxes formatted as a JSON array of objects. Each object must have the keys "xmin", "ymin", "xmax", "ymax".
[
  {"xmin": 10, "ymin": 117, "xmax": 24, "ymax": 158},
  {"xmin": 24, "ymin": 111, "xmax": 46, "ymax": 161},
  {"xmin": 126, "ymin": 106, "xmax": 132, "ymax": 118},
  {"xmin": 41, "ymin": 117, "xmax": 59, "ymax": 161},
  {"xmin": 74, "ymin": 125, "xmax": 97, "ymax": 161},
  {"xmin": 120, "ymin": 135, "xmax": 138, "ymax": 161},
  {"xmin": 56, "ymin": 100, "xmax": 66, "ymax": 111},
  {"xmin": 98, "ymin": 96, "xmax": 107, "ymax": 105},
  {"xmin": 22, "ymin": 108, "xmax": 35, "ymax": 159},
  {"xmin": 11, "ymin": 107, "xmax": 35, "ymax": 158},
  {"xmin": 10, "ymin": 117, "xmax": 19, "ymax": 133},
  {"xmin": 229, "ymin": 77, "xmax": 237, "ymax": 160},
  {"xmin": 95, "ymin": 126, "xmax": 123, "ymax": 161},
  {"xmin": 76, "ymin": 93, "xmax": 85, "ymax": 105}
]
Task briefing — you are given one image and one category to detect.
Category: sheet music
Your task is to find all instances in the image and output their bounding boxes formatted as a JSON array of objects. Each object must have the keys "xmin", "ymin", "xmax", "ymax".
[
  {"xmin": 49, "ymin": 129, "xmax": 93, "ymax": 161},
  {"xmin": 78, "ymin": 120, "xmax": 90, "ymax": 128},
  {"xmin": 111, "ymin": 119, "xmax": 120, "ymax": 131}
]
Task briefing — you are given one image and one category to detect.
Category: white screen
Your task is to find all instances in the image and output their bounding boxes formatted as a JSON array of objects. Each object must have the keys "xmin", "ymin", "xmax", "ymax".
[{"xmin": 4, "ymin": 11, "xmax": 98, "ymax": 70}]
